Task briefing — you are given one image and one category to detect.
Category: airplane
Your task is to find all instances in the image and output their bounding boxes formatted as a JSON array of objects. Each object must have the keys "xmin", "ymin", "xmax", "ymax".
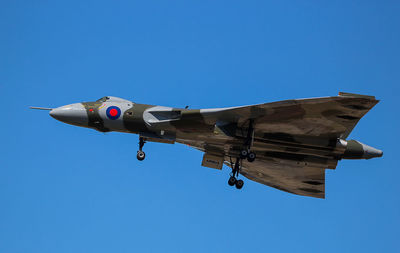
[{"xmin": 31, "ymin": 92, "xmax": 383, "ymax": 198}]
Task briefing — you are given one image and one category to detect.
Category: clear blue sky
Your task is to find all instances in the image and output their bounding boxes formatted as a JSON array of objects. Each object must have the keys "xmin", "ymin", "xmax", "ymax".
[{"xmin": 1, "ymin": 1, "xmax": 399, "ymax": 252}]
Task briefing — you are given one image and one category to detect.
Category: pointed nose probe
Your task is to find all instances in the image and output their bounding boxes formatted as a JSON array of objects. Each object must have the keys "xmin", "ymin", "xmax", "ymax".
[{"xmin": 49, "ymin": 103, "xmax": 88, "ymax": 126}]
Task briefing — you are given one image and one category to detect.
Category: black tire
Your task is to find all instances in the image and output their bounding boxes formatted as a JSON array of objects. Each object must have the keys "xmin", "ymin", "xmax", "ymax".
[
  {"xmin": 235, "ymin": 179, "xmax": 244, "ymax": 189},
  {"xmin": 137, "ymin": 151, "xmax": 146, "ymax": 161},
  {"xmin": 240, "ymin": 149, "xmax": 248, "ymax": 159},
  {"xmin": 247, "ymin": 152, "xmax": 256, "ymax": 162},
  {"xmin": 228, "ymin": 176, "xmax": 236, "ymax": 186}
]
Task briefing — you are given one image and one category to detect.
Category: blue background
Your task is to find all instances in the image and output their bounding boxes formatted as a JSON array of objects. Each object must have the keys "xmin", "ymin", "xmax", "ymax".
[{"xmin": 1, "ymin": 1, "xmax": 399, "ymax": 252}]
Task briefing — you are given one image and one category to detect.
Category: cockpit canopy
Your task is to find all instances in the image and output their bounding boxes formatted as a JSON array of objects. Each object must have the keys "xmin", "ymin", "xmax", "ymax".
[{"xmin": 96, "ymin": 96, "xmax": 132, "ymax": 103}]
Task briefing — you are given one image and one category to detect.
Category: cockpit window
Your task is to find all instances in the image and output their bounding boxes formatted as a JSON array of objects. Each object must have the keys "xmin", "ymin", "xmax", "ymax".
[
  {"xmin": 96, "ymin": 96, "xmax": 110, "ymax": 102},
  {"xmin": 95, "ymin": 96, "xmax": 133, "ymax": 104}
]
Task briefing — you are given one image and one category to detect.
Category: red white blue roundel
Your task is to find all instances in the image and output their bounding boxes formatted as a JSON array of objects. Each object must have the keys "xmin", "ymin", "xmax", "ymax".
[{"xmin": 106, "ymin": 106, "xmax": 121, "ymax": 120}]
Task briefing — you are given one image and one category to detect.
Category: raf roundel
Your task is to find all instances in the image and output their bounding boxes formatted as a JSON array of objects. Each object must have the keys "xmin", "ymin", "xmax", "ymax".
[{"xmin": 106, "ymin": 106, "xmax": 121, "ymax": 120}]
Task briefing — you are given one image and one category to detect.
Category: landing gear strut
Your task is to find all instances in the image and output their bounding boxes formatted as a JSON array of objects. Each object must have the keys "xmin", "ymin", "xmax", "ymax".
[
  {"xmin": 137, "ymin": 137, "xmax": 146, "ymax": 161},
  {"xmin": 227, "ymin": 120, "xmax": 257, "ymax": 189},
  {"xmin": 227, "ymin": 157, "xmax": 244, "ymax": 190},
  {"xmin": 240, "ymin": 119, "xmax": 256, "ymax": 163}
]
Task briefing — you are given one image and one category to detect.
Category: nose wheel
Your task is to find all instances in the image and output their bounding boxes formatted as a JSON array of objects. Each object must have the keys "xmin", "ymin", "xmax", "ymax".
[
  {"xmin": 137, "ymin": 150, "xmax": 145, "ymax": 161},
  {"xmin": 137, "ymin": 137, "xmax": 146, "ymax": 161}
]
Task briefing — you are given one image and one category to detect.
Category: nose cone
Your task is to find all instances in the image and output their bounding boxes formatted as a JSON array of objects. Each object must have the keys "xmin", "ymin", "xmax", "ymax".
[{"xmin": 50, "ymin": 103, "xmax": 88, "ymax": 126}]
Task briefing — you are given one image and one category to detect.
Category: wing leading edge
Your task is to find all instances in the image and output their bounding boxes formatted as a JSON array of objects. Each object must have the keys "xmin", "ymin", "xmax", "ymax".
[{"xmin": 201, "ymin": 92, "xmax": 379, "ymax": 139}]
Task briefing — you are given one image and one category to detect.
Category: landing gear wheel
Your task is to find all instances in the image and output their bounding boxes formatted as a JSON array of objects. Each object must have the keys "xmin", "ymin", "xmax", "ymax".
[
  {"xmin": 228, "ymin": 176, "xmax": 237, "ymax": 186},
  {"xmin": 240, "ymin": 149, "xmax": 248, "ymax": 159},
  {"xmin": 137, "ymin": 137, "xmax": 146, "ymax": 161},
  {"xmin": 137, "ymin": 151, "xmax": 146, "ymax": 161},
  {"xmin": 235, "ymin": 179, "xmax": 244, "ymax": 189},
  {"xmin": 247, "ymin": 152, "xmax": 256, "ymax": 162}
]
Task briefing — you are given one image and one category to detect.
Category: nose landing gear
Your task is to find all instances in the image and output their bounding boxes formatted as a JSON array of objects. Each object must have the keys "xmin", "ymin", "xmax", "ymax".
[{"xmin": 137, "ymin": 137, "xmax": 146, "ymax": 161}]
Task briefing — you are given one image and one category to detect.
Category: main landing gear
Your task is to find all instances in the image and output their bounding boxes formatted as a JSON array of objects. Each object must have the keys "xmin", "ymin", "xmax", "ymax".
[
  {"xmin": 227, "ymin": 119, "xmax": 257, "ymax": 190},
  {"xmin": 240, "ymin": 149, "xmax": 256, "ymax": 162},
  {"xmin": 137, "ymin": 137, "xmax": 146, "ymax": 161},
  {"xmin": 240, "ymin": 119, "xmax": 256, "ymax": 163},
  {"xmin": 228, "ymin": 157, "xmax": 244, "ymax": 190}
]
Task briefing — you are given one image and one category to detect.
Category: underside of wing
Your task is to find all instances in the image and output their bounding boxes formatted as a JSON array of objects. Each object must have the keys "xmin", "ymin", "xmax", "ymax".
[
  {"xmin": 226, "ymin": 157, "xmax": 336, "ymax": 198},
  {"xmin": 183, "ymin": 139, "xmax": 336, "ymax": 198},
  {"xmin": 202, "ymin": 92, "xmax": 379, "ymax": 139},
  {"xmin": 178, "ymin": 92, "xmax": 380, "ymax": 198}
]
